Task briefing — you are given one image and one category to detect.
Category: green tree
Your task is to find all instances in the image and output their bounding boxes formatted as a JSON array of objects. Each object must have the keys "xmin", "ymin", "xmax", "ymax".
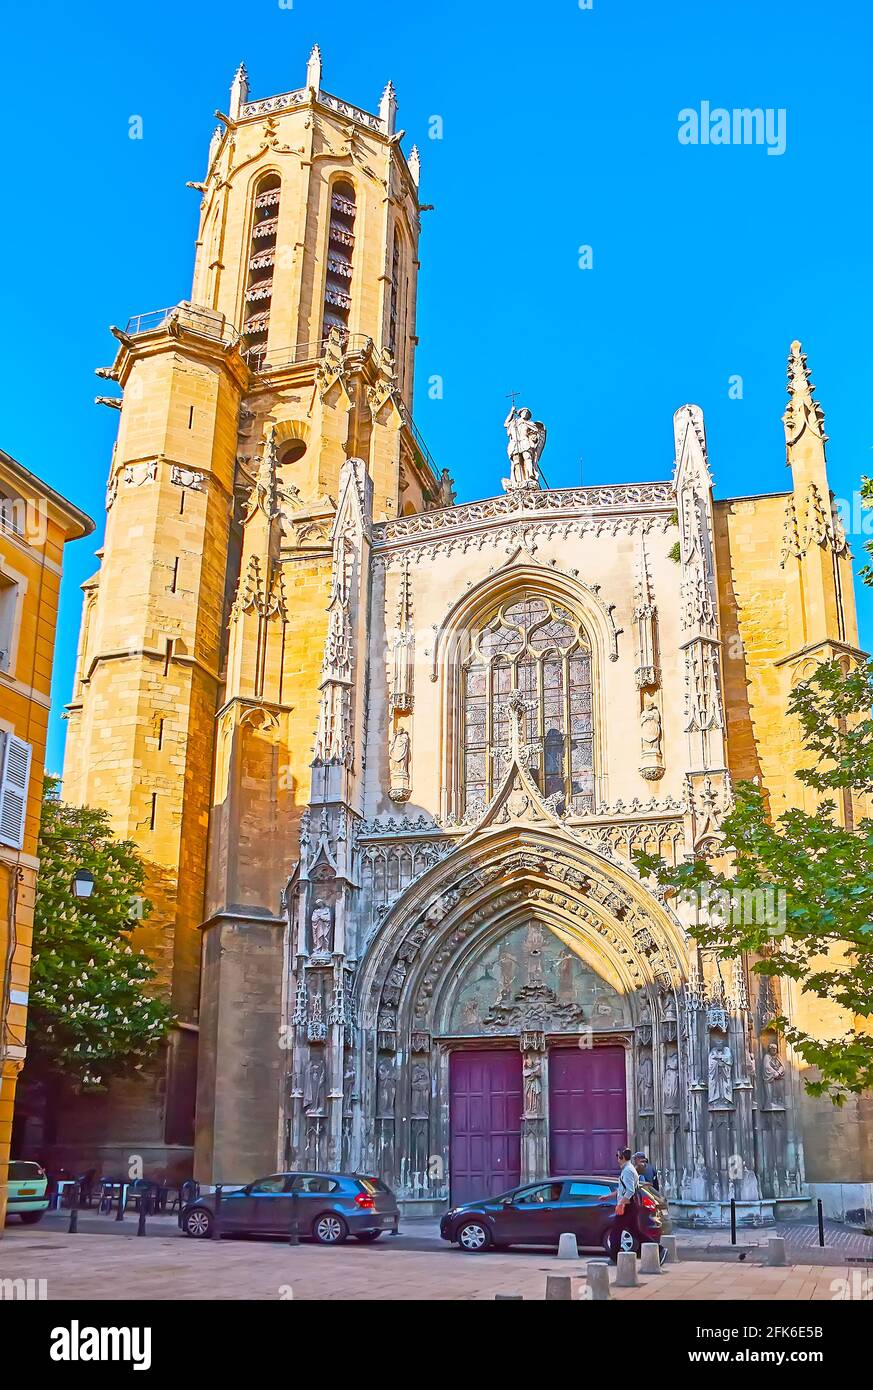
[
  {"xmin": 635, "ymin": 660, "xmax": 873, "ymax": 1103},
  {"xmin": 28, "ymin": 779, "xmax": 173, "ymax": 1088}
]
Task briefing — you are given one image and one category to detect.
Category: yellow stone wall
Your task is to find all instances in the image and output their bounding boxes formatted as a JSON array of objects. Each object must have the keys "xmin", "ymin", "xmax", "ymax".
[{"xmin": 0, "ymin": 452, "xmax": 92, "ymax": 1233}]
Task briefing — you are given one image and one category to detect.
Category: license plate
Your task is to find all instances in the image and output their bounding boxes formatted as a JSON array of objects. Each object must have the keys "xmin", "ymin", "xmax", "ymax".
[
  {"xmin": 19, "ymin": 1188, "xmax": 36, "ymax": 1195},
  {"xmin": 381, "ymin": 1216, "xmax": 395, "ymax": 1226}
]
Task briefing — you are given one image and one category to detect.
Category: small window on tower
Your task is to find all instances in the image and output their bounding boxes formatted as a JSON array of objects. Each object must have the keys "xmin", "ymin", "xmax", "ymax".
[{"xmin": 322, "ymin": 179, "xmax": 356, "ymax": 342}]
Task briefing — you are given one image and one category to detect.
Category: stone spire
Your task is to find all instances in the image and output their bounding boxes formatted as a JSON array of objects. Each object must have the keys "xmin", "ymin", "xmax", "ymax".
[
  {"xmin": 379, "ymin": 80, "xmax": 398, "ymax": 135},
  {"xmin": 783, "ymin": 339, "xmax": 828, "ymax": 454},
  {"xmin": 306, "ymin": 44, "xmax": 322, "ymax": 93},
  {"xmin": 229, "ymin": 62, "xmax": 249, "ymax": 121},
  {"xmin": 408, "ymin": 145, "xmax": 421, "ymax": 187}
]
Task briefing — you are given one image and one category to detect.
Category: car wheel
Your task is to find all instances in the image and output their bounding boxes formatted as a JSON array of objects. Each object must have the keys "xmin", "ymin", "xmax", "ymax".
[
  {"xmin": 457, "ymin": 1220, "xmax": 492, "ymax": 1253},
  {"xmin": 354, "ymin": 1231, "xmax": 383, "ymax": 1243},
  {"xmin": 19, "ymin": 1210, "xmax": 45, "ymax": 1225},
  {"xmin": 183, "ymin": 1208, "xmax": 214, "ymax": 1239},
  {"xmin": 313, "ymin": 1213, "xmax": 348, "ymax": 1245},
  {"xmin": 604, "ymin": 1226, "xmax": 639, "ymax": 1261}
]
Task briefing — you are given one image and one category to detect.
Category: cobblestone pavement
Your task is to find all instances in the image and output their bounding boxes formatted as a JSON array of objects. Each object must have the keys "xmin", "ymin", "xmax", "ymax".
[
  {"xmin": 0, "ymin": 1227, "xmax": 870, "ymax": 1300},
  {"xmin": 17, "ymin": 1210, "xmax": 873, "ymax": 1265}
]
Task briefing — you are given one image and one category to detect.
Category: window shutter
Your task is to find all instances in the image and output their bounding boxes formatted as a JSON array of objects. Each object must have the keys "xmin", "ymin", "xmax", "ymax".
[{"xmin": 0, "ymin": 733, "xmax": 32, "ymax": 850}]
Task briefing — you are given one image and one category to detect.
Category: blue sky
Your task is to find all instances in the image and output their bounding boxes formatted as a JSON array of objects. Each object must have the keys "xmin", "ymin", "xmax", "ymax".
[{"xmin": 2, "ymin": 0, "xmax": 872, "ymax": 770}]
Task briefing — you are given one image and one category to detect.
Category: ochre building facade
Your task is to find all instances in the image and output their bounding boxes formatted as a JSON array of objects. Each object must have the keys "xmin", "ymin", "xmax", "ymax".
[
  {"xmin": 60, "ymin": 51, "xmax": 870, "ymax": 1222},
  {"xmin": 0, "ymin": 451, "xmax": 93, "ymax": 1233}
]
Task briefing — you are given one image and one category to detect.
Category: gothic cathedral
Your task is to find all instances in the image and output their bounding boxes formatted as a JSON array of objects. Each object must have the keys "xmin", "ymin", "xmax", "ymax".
[{"xmin": 60, "ymin": 50, "xmax": 867, "ymax": 1221}]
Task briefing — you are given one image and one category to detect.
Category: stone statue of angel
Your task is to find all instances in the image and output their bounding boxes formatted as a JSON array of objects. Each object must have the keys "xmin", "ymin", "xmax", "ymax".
[{"xmin": 503, "ymin": 406, "xmax": 546, "ymax": 490}]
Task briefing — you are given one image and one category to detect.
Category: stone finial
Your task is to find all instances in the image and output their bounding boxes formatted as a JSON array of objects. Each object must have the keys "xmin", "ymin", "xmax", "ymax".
[
  {"xmin": 783, "ymin": 339, "xmax": 828, "ymax": 449},
  {"xmin": 408, "ymin": 144, "xmax": 421, "ymax": 187},
  {"xmin": 229, "ymin": 62, "xmax": 249, "ymax": 121},
  {"xmin": 307, "ymin": 44, "xmax": 322, "ymax": 93},
  {"xmin": 380, "ymin": 80, "xmax": 398, "ymax": 135}
]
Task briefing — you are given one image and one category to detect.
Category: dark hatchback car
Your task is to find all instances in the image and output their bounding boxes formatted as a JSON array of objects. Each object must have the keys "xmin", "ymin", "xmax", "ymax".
[
  {"xmin": 440, "ymin": 1176, "xmax": 670, "ymax": 1258},
  {"xmin": 182, "ymin": 1172, "xmax": 399, "ymax": 1244}
]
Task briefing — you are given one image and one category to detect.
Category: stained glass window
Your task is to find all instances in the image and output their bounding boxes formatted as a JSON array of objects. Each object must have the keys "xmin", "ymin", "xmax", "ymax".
[{"xmin": 460, "ymin": 594, "xmax": 594, "ymax": 816}]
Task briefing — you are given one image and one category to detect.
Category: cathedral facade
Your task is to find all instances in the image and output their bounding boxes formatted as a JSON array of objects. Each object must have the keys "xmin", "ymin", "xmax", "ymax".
[{"xmin": 60, "ymin": 51, "xmax": 869, "ymax": 1222}]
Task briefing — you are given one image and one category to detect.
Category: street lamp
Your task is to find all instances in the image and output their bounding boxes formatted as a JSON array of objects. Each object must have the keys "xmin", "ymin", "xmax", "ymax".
[{"xmin": 72, "ymin": 868, "xmax": 95, "ymax": 899}]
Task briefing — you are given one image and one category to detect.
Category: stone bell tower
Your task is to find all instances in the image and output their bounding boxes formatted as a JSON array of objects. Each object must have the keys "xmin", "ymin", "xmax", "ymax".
[
  {"xmin": 191, "ymin": 51, "xmax": 440, "ymax": 1181},
  {"xmin": 62, "ymin": 49, "xmax": 439, "ymax": 1179}
]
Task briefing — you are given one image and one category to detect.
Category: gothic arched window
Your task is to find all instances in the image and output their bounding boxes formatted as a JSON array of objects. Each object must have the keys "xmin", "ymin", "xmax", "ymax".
[
  {"xmin": 461, "ymin": 594, "xmax": 594, "ymax": 817},
  {"xmin": 322, "ymin": 179, "xmax": 356, "ymax": 339},
  {"xmin": 242, "ymin": 172, "xmax": 281, "ymax": 371}
]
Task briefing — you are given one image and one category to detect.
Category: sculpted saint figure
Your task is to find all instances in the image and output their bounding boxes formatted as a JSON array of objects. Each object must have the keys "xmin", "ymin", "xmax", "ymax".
[
  {"xmin": 304, "ymin": 1057, "xmax": 326, "ymax": 1115},
  {"xmin": 762, "ymin": 1041, "xmax": 786, "ymax": 1106},
  {"xmin": 389, "ymin": 728, "xmax": 411, "ymax": 780},
  {"xmin": 708, "ymin": 1041, "xmax": 734, "ymax": 1107},
  {"xmin": 637, "ymin": 1052, "xmax": 655, "ymax": 1111},
  {"xmin": 523, "ymin": 1056, "xmax": 543, "ymax": 1117},
  {"xmin": 640, "ymin": 694, "xmax": 663, "ymax": 756},
  {"xmin": 503, "ymin": 406, "xmax": 547, "ymax": 489},
  {"xmin": 663, "ymin": 1051, "xmax": 680, "ymax": 1110},
  {"xmin": 310, "ymin": 899, "xmax": 333, "ymax": 955}
]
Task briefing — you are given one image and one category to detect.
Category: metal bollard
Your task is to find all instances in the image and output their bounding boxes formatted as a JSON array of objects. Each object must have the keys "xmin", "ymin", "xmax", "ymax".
[
  {"xmin": 557, "ymin": 1232, "xmax": 579, "ymax": 1260},
  {"xmin": 586, "ymin": 1259, "xmax": 611, "ymax": 1301},
  {"xmin": 545, "ymin": 1274, "xmax": 573, "ymax": 1300},
  {"xmin": 137, "ymin": 1199, "xmax": 148, "ymax": 1237},
  {"xmin": 68, "ymin": 1182, "xmax": 80, "ymax": 1234},
  {"xmin": 615, "ymin": 1250, "xmax": 639, "ymax": 1287},
  {"xmin": 288, "ymin": 1190, "xmax": 300, "ymax": 1246},
  {"xmin": 115, "ymin": 1183, "xmax": 125, "ymax": 1222},
  {"xmin": 730, "ymin": 1197, "xmax": 737, "ymax": 1245},
  {"xmin": 214, "ymin": 1185, "xmax": 222, "ymax": 1241},
  {"xmin": 818, "ymin": 1199, "xmax": 826, "ymax": 1248}
]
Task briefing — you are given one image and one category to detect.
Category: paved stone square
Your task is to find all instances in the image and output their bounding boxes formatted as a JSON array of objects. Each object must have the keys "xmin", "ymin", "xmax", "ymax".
[{"xmin": 0, "ymin": 1227, "xmax": 869, "ymax": 1301}]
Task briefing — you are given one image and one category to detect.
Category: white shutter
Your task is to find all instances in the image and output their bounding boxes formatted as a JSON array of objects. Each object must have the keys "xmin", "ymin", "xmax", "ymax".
[{"xmin": 0, "ymin": 733, "xmax": 32, "ymax": 850}]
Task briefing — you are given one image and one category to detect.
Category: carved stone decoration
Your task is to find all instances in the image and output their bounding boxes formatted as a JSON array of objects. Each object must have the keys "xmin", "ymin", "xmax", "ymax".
[
  {"xmin": 388, "ymin": 726, "xmax": 411, "ymax": 803},
  {"xmin": 376, "ymin": 1057, "xmax": 397, "ymax": 1118},
  {"xmin": 170, "ymin": 465, "xmax": 204, "ymax": 490},
  {"xmin": 761, "ymin": 1041, "xmax": 786, "ymax": 1109},
  {"xmin": 304, "ymin": 1056, "xmax": 326, "ymax": 1115},
  {"xmin": 389, "ymin": 556, "xmax": 415, "ymax": 714},
  {"xmin": 523, "ymin": 1055, "xmax": 544, "ymax": 1118},
  {"xmin": 633, "ymin": 531, "xmax": 660, "ymax": 688},
  {"xmin": 410, "ymin": 1062, "xmax": 430, "ymax": 1119},
  {"xmin": 123, "ymin": 460, "xmax": 158, "ymax": 487},
  {"xmin": 637, "ymin": 1050, "xmax": 655, "ymax": 1113},
  {"xmin": 502, "ymin": 405, "xmax": 547, "ymax": 491},
  {"xmin": 663, "ymin": 1049, "xmax": 680, "ymax": 1112},
  {"xmin": 639, "ymin": 692, "xmax": 665, "ymax": 781},
  {"xmin": 316, "ymin": 325, "xmax": 351, "ymax": 400},
  {"xmin": 307, "ymin": 990, "xmax": 327, "ymax": 1043},
  {"xmin": 309, "ymin": 898, "xmax": 334, "ymax": 960},
  {"xmin": 377, "ymin": 1009, "xmax": 397, "ymax": 1053},
  {"xmin": 708, "ymin": 1040, "xmax": 733, "ymax": 1109}
]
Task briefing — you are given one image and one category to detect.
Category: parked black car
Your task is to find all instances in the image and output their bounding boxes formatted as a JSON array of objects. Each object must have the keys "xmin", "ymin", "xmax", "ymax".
[
  {"xmin": 182, "ymin": 1172, "xmax": 399, "ymax": 1244},
  {"xmin": 440, "ymin": 1176, "xmax": 670, "ymax": 1257}
]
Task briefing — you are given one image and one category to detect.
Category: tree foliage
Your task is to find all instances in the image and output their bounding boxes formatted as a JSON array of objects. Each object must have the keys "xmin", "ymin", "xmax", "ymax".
[
  {"xmin": 28, "ymin": 779, "xmax": 174, "ymax": 1088},
  {"xmin": 635, "ymin": 661, "xmax": 873, "ymax": 1103}
]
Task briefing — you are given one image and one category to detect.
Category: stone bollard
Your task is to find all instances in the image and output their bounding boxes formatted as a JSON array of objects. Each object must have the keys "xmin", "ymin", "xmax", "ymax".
[
  {"xmin": 615, "ymin": 1250, "xmax": 639, "ymax": 1287},
  {"xmin": 661, "ymin": 1235, "xmax": 679, "ymax": 1264},
  {"xmin": 586, "ymin": 1260, "xmax": 611, "ymax": 1301},
  {"xmin": 767, "ymin": 1236, "xmax": 787, "ymax": 1267},
  {"xmin": 546, "ymin": 1274, "xmax": 573, "ymax": 1300},
  {"xmin": 639, "ymin": 1242, "xmax": 663, "ymax": 1274},
  {"xmin": 557, "ymin": 1232, "xmax": 579, "ymax": 1260}
]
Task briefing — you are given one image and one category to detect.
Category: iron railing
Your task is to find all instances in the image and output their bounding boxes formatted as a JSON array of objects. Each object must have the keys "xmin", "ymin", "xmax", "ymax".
[{"xmin": 124, "ymin": 305, "xmax": 241, "ymax": 348}]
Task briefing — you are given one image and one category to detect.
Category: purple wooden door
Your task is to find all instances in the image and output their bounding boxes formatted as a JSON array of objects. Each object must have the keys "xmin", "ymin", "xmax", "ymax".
[
  {"xmin": 450, "ymin": 1050, "xmax": 522, "ymax": 1206},
  {"xmin": 549, "ymin": 1046, "xmax": 626, "ymax": 1175}
]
